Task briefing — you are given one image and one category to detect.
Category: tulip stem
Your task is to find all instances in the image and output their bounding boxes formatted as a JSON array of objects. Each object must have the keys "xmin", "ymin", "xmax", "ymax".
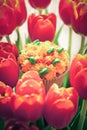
[
  {"xmin": 63, "ymin": 26, "xmax": 72, "ymax": 87},
  {"xmin": 79, "ymin": 35, "xmax": 85, "ymax": 54},
  {"xmin": 68, "ymin": 26, "xmax": 72, "ymax": 58},
  {"xmin": 5, "ymin": 35, "xmax": 11, "ymax": 43},
  {"xmin": 38, "ymin": 8, "xmax": 42, "ymax": 14},
  {"xmin": 16, "ymin": 27, "xmax": 23, "ymax": 52},
  {"xmin": 77, "ymin": 99, "xmax": 87, "ymax": 130}
]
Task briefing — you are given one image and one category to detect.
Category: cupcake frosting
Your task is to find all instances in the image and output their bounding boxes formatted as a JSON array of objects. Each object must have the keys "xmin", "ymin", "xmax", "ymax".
[{"xmin": 18, "ymin": 40, "xmax": 69, "ymax": 80}]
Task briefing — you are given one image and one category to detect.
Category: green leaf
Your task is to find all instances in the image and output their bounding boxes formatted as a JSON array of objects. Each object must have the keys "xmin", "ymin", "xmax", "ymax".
[
  {"xmin": 0, "ymin": 118, "xmax": 5, "ymax": 130},
  {"xmin": 83, "ymin": 117, "xmax": 87, "ymax": 130},
  {"xmin": 43, "ymin": 126, "xmax": 53, "ymax": 130},
  {"xmin": 36, "ymin": 117, "xmax": 45, "ymax": 130},
  {"xmin": 69, "ymin": 98, "xmax": 82, "ymax": 130},
  {"xmin": 62, "ymin": 126, "xmax": 71, "ymax": 130},
  {"xmin": 25, "ymin": 36, "xmax": 31, "ymax": 44}
]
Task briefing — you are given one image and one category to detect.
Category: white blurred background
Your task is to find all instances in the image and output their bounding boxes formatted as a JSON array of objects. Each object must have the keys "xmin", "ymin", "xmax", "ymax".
[{"xmin": 2, "ymin": 0, "xmax": 87, "ymax": 60}]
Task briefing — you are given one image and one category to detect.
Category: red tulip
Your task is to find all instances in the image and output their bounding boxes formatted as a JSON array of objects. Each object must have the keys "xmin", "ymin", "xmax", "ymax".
[
  {"xmin": 4, "ymin": 118, "xmax": 40, "ymax": 130},
  {"xmin": 6, "ymin": 0, "xmax": 27, "ymax": 26},
  {"xmin": 70, "ymin": 54, "xmax": 87, "ymax": 99},
  {"xmin": 0, "ymin": 53, "xmax": 19, "ymax": 87},
  {"xmin": 44, "ymin": 83, "xmax": 78, "ymax": 129},
  {"xmin": 72, "ymin": 3, "xmax": 87, "ymax": 35},
  {"xmin": 16, "ymin": 71, "xmax": 45, "ymax": 96},
  {"xmin": 11, "ymin": 71, "xmax": 45, "ymax": 121},
  {"xmin": 28, "ymin": 13, "xmax": 56, "ymax": 41},
  {"xmin": 0, "ymin": 81, "xmax": 13, "ymax": 119},
  {"xmin": 28, "ymin": 0, "xmax": 51, "ymax": 9},
  {"xmin": 0, "ymin": 0, "xmax": 27, "ymax": 36},
  {"xmin": 4, "ymin": 119, "xmax": 30, "ymax": 130},
  {"xmin": 0, "ymin": 3, "xmax": 16, "ymax": 36},
  {"xmin": 11, "ymin": 93, "xmax": 44, "ymax": 122},
  {"xmin": 0, "ymin": 42, "xmax": 18, "ymax": 58},
  {"xmin": 59, "ymin": 0, "xmax": 87, "ymax": 35},
  {"xmin": 59, "ymin": 0, "xmax": 74, "ymax": 25}
]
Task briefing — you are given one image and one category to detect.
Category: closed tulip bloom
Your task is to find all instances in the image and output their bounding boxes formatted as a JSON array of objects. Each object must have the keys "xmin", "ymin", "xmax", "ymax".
[
  {"xmin": 0, "ymin": 4, "xmax": 16, "ymax": 36},
  {"xmin": 44, "ymin": 83, "xmax": 78, "ymax": 129},
  {"xmin": 59, "ymin": 0, "xmax": 74, "ymax": 25},
  {"xmin": 72, "ymin": 3, "xmax": 87, "ymax": 35},
  {"xmin": 6, "ymin": 0, "xmax": 27, "ymax": 26},
  {"xmin": 4, "ymin": 118, "xmax": 39, "ymax": 130},
  {"xmin": 0, "ymin": 81, "xmax": 13, "ymax": 119},
  {"xmin": 0, "ymin": 0, "xmax": 27, "ymax": 36},
  {"xmin": 16, "ymin": 71, "xmax": 45, "ymax": 97},
  {"xmin": 11, "ymin": 93, "xmax": 44, "ymax": 122},
  {"xmin": 28, "ymin": 0, "xmax": 51, "ymax": 9},
  {"xmin": 28, "ymin": 13, "xmax": 56, "ymax": 42},
  {"xmin": 0, "ymin": 53, "xmax": 19, "ymax": 87},
  {"xmin": 0, "ymin": 42, "xmax": 18, "ymax": 58},
  {"xmin": 11, "ymin": 71, "xmax": 45, "ymax": 122},
  {"xmin": 59, "ymin": 0, "xmax": 87, "ymax": 35},
  {"xmin": 4, "ymin": 119, "xmax": 30, "ymax": 130},
  {"xmin": 70, "ymin": 54, "xmax": 87, "ymax": 99}
]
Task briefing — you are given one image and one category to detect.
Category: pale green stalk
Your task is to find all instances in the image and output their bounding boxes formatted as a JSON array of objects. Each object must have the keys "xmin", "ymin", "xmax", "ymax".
[{"xmin": 77, "ymin": 100, "xmax": 87, "ymax": 130}]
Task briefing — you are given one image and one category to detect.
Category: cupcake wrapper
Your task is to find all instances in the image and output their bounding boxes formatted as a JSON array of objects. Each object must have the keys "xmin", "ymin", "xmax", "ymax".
[{"xmin": 43, "ymin": 71, "xmax": 68, "ymax": 92}]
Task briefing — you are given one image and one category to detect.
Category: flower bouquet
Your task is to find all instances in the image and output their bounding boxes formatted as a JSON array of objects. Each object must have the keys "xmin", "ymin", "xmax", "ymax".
[{"xmin": 0, "ymin": 0, "xmax": 87, "ymax": 130}]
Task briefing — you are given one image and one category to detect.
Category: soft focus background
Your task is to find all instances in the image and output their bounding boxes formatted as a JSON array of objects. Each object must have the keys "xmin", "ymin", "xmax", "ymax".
[{"xmin": 2, "ymin": 0, "xmax": 86, "ymax": 60}]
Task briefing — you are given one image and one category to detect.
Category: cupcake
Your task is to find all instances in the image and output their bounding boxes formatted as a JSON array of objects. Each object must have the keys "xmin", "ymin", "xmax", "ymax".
[{"xmin": 18, "ymin": 40, "xmax": 69, "ymax": 91}]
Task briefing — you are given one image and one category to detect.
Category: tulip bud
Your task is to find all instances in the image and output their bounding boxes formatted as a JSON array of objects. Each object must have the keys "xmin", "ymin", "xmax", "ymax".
[
  {"xmin": 0, "ymin": 81, "xmax": 13, "ymax": 119},
  {"xmin": 28, "ymin": 13, "xmax": 56, "ymax": 41},
  {"xmin": 28, "ymin": 0, "xmax": 51, "ymax": 9},
  {"xmin": 59, "ymin": 0, "xmax": 74, "ymax": 25},
  {"xmin": 0, "ymin": 42, "xmax": 18, "ymax": 58},
  {"xmin": 11, "ymin": 71, "xmax": 45, "ymax": 122},
  {"xmin": 44, "ymin": 83, "xmax": 78, "ymax": 129},
  {"xmin": 7, "ymin": 0, "xmax": 27, "ymax": 26},
  {"xmin": 0, "ymin": 4, "xmax": 16, "ymax": 35},
  {"xmin": 0, "ymin": 53, "xmax": 19, "ymax": 87},
  {"xmin": 72, "ymin": 3, "xmax": 87, "ymax": 35},
  {"xmin": 70, "ymin": 54, "xmax": 87, "ymax": 99}
]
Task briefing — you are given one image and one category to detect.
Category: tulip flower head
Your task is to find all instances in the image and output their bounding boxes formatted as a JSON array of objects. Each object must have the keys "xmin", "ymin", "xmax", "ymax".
[
  {"xmin": 6, "ymin": 0, "xmax": 27, "ymax": 27},
  {"xmin": 11, "ymin": 71, "xmax": 45, "ymax": 122},
  {"xmin": 0, "ymin": 81, "xmax": 13, "ymax": 119},
  {"xmin": 70, "ymin": 54, "xmax": 87, "ymax": 99},
  {"xmin": 0, "ymin": 52, "xmax": 19, "ymax": 87},
  {"xmin": 4, "ymin": 118, "xmax": 40, "ymax": 130},
  {"xmin": 0, "ymin": 2, "xmax": 16, "ymax": 36},
  {"xmin": 0, "ymin": 42, "xmax": 18, "ymax": 58},
  {"xmin": 28, "ymin": 0, "xmax": 51, "ymax": 9},
  {"xmin": 59, "ymin": 0, "xmax": 87, "ymax": 35},
  {"xmin": 44, "ymin": 83, "xmax": 78, "ymax": 129},
  {"xmin": 0, "ymin": 0, "xmax": 27, "ymax": 36},
  {"xmin": 28, "ymin": 13, "xmax": 56, "ymax": 41},
  {"xmin": 4, "ymin": 119, "xmax": 30, "ymax": 130}
]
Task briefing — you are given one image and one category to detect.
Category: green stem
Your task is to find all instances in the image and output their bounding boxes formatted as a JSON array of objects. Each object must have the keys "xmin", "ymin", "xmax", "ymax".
[
  {"xmin": 77, "ymin": 100, "xmax": 87, "ymax": 130},
  {"xmin": 5, "ymin": 35, "xmax": 11, "ymax": 43},
  {"xmin": 68, "ymin": 26, "xmax": 72, "ymax": 58},
  {"xmin": 63, "ymin": 26, "xmax": 72, "ymax": 87},
  {"xmin": 16, "ymin": 28, "xmax": 23, "ymax": 52},
  {"xmin": 45, "ymin": 8, "xmax": 48, "ymax": 14},
  {"xmin": 79, "ymin": 35, "xmax": 85, "ymax": 54},
  {"xmin": 38, "ymin": 8, "xmax": 42, "ymax": 14}
]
